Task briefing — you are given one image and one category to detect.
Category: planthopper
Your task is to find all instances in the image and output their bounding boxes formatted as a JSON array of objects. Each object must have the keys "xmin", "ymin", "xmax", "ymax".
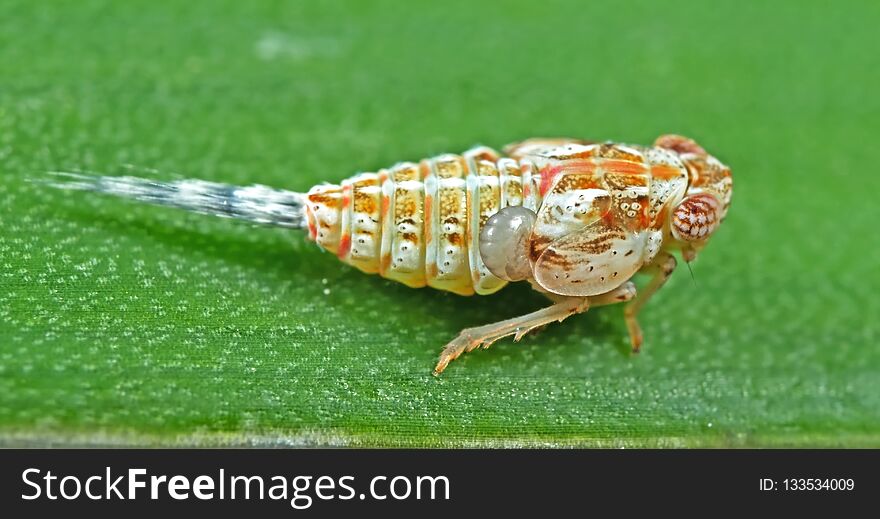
[{"xmin": 49, "ymin": 134, "xmax": 732, "ymax": 374}]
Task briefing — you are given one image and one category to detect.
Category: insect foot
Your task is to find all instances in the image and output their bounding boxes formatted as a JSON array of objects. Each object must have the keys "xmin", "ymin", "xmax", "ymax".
[
  {"xmin": 623, "ymin": 252, "xmax": 677, "ymax": 354},
  {"xmin": 432, "ymin": 328, "xmax": 494, "ymax": 376}
]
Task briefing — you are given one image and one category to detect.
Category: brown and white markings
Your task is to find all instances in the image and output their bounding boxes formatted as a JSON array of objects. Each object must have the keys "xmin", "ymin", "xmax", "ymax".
[{"xmin": 52, "ymin": 134, "xmax": 732, "ymax": 374}]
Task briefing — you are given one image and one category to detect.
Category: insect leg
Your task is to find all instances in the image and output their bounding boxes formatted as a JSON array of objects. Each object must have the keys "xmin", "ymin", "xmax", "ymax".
[
  {"xmin": 591, "ymin": 281, "xmax": 637, "ymax": 307},
  {"xmin": 433, "ymin": 296, "xmax": 589, "ymax": 375},
  {"xmin": 624, "ymin": 252, "xmax": 677, "ymax": 353},
  {"xmin": 432, "ymin": 282, "xmax": 635, "ymax": 375}
]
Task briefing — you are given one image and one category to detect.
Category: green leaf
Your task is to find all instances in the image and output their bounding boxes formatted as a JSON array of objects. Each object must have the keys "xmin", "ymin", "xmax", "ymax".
[{"xmin": 1, "ymin": 0, "xmax": 878, "ymax": 447}]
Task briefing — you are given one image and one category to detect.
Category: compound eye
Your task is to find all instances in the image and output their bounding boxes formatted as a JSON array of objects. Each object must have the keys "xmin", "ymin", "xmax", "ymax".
[
  {"xmin": 672, "ymin": 194, "xmax": 721, "ymax": 242},
  {"xmin": 479, "ymin": 206, "xmax": 537, "ymax": 281}
]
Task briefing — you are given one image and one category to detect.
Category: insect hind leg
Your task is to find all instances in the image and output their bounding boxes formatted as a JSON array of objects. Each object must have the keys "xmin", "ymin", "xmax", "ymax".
[{"xmin": 433, "ymin": 282, "xmax": 636, "ymax": 375}]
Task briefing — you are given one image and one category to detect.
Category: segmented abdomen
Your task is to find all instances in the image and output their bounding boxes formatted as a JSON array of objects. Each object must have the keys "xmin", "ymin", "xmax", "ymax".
[{"xmin": 304, "ymin": 147, "xmax": 544, "ymax": 296}]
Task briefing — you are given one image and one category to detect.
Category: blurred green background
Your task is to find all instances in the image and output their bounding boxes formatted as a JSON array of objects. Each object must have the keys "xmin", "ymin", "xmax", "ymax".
[{"xmin": 1, "ymin": 0, "xmax": 878, "ymax": 447}]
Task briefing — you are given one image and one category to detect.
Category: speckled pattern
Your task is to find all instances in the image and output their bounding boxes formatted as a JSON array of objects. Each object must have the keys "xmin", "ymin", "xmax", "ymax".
[{"xmin": 1, "ymin": 0, "xmax": 878, "ymax": 446}]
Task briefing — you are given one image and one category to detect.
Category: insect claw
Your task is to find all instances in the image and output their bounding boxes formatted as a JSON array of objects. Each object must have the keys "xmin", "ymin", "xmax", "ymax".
[
  {"xmin": 433, "ymin": 353, "xmax": 454, "ymax": 376},
  {"xmin": 481, "ymin": 338, "xmax": 498, "ymax": 350},
  {"xmin": 630, "ymin": 335, "xmax": 643, "ymax": 354}
]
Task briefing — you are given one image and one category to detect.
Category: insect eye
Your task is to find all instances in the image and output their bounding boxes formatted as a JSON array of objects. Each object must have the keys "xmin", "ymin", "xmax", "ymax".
[
  {"xmin": 671, "ymin": 194, "xmax": 721, "ymax": 242},
  {"xmin": 479, "ymin": 206, "xmax": 537, "ymax": 281}
]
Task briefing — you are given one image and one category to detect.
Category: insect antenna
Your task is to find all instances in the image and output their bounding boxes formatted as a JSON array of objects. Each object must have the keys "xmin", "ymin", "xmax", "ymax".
[
  {"xmin": 684, "ymin": 259, "xmax": 696, "ymax": 286},
  {"xmin": 41, "ymin": 171, "xmax": 308, "ymax": 229}
]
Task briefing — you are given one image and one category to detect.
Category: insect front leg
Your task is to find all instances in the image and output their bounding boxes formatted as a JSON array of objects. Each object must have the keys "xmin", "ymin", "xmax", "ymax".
[
  {"xmin": 433, "ymin": 282, "xmax": 636, "ymax": 375},
  {"xmin": 624, "ymin": 252, "xmax": 677, "ymax": 353}
]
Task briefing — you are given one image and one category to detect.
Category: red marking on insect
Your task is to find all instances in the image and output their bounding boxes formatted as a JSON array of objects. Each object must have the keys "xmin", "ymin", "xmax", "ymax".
[
  {"xmin": 655, "ymin": 134, "xmax": 706, "ymax": 156},
  {"xmin": 650, "ymin": 164, "xmax": 680, "ymax": 180},
  {"xmin": 381, "ymin": 194, "xmax": 390, "ymax": 218},
  {"xmin": 601, "ymin": 209, "xmax": 616, "ymax": 226},
  {"xmin": 539, "ymin": 161, "xmax": 597, "ymax": 196},
  {"xmin": 305, "ymin": 206, "xmax": 318, "ymax": 240},
  {"xmin": 539, "ymin": 165, "xmax": 563, "ymax": 196},
  {"xmin": 418, "ymin": 160, "xmax": 431, "ymax": 178},
  {"xmin": 336, "ymin": 234, "xmax": 351, "ymax": 259},
  {"xmin": 602, "ymin": 159, "xmax": 646, "ymax": 176}
]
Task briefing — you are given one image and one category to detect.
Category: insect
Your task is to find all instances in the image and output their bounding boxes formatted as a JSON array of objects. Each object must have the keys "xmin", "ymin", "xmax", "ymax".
[{"xmin": 51, "ymin": 134, "xmax": 732, "ymax": 374}]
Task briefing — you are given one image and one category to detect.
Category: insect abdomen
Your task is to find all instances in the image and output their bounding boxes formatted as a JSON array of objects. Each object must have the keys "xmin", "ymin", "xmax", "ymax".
[{"xmin": 304, "ymin": 147, "xmax": 543, "ymax": 296}]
